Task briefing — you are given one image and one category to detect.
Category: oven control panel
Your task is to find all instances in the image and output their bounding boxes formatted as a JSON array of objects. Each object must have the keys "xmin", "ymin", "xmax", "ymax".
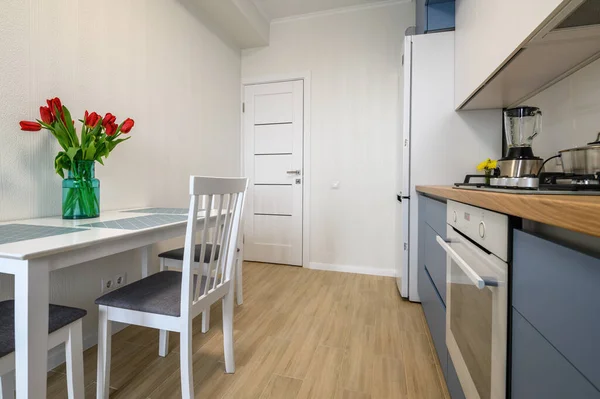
[{"xmin": 446, "ymin": 200, "xmax": 509, "ymax": 262}]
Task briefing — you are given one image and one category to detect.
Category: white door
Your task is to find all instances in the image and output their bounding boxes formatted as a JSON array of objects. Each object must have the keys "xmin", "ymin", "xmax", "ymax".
[{"xmin": 243, "ymin": 80, "xmax": 304, "ymax": 266}]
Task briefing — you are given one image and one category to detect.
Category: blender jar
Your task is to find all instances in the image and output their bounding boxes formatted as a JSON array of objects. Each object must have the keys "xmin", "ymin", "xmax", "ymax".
[{"xmin": 504, "ymin": 107, "xmax": 542, "ymax": 148}]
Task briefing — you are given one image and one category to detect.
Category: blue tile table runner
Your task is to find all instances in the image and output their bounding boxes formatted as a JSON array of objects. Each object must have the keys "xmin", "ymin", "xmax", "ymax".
[
  {"xmin": 81, "ymin": 214, "xmax": 187, "ymax": 230},
  {"xmin": 0, "ymin": 224, "xmax": 87, "ymax": 245},
  {"xmin": 122, "ymin": 208, "xmax": 189, "ymax": 215}
]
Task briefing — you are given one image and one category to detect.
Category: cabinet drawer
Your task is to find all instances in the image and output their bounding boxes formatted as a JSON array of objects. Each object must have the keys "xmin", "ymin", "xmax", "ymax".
[
  {"xmin": 424, "ymin": 224, "xmax": 447, "ymax": 303},
  {"xmin": 512, "ymin": 309, "xmax": 600, "ymax": 399},
  {"xmin": 419, "ymin": 264, "xmax": 447, "ymax": 377},
  {"xmin": 513, "ymin": 230, "xmax": 600, "ymax": 389},
  {"xmin": 422, "ymin": 196, "xmax": 446, "ymax": 239}
]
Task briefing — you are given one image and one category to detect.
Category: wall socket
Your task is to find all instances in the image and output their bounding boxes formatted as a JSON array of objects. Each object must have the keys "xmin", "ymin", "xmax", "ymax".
[{"xmin": 101, "ymin": 272, "xmax": 128, "ymax": 294}]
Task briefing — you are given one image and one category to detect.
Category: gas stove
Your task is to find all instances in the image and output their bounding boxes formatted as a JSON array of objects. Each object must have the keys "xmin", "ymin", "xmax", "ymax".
[{"xmin": 453, "ymin": 173, "xmax": 600, "ymax": 195}]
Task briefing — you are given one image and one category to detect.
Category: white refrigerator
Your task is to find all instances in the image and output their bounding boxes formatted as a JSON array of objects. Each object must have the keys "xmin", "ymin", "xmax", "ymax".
[{"xmin": 397, "ymin": 31, "xmax": 502, "ymax": 301}]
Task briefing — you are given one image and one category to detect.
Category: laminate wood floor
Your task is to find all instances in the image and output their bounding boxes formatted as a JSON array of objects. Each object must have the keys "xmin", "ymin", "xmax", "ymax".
[{"xmin": 48, "ymin": 262, "xmax": 449, "ymax": 398}]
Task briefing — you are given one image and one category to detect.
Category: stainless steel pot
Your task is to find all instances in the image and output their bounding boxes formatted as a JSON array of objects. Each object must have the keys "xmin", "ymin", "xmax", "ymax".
[{"xmin": 559, "ymin": 133, "xmax": 600, "ymax": 175}]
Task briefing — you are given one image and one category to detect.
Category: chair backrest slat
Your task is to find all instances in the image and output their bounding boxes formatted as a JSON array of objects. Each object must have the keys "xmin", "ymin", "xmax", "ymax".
[
  {"xmin": 181, "ymin": 194, "xmax": 200, "ymax": 314},
  {"xmin": 216, "ymin": 193, "xmax": 236, "ymax": 288},
  {"xmin": 180, "ymin": 176, "xmax": 248, "ymax": 318},
  {"xmin": 223, "ymin": 192, "xmax": 242, "ymax": 285},
  {"xmin": 204, "ymin": 194, "xmax": 224, "ymax": 296},
  {"xmin": 193, "ymin": 194, "xmax": 212, "ymax": 301}
]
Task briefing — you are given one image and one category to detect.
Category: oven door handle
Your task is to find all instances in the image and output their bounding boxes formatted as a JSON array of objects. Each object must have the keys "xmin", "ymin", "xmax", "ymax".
[{"xmin": 436, "ymin": 235, "xmax": 485, "ymax": 290}]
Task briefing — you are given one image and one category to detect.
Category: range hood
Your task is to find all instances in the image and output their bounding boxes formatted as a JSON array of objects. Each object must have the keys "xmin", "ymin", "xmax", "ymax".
[
  {"xmin": 555, "ymin": 0, "xmax": 600, "ymax": 30},
  {"xmin": 533, "ymin": 0, "xmax": 600, "ymax": 42},
  {"xmin": 460, "ymin": 0, "xmax": 600, "ymax": 110}
]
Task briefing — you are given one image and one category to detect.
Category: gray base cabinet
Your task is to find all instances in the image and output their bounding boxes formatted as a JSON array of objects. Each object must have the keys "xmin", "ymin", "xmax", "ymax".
[
  {"xmin": 512, "ymin": 229, "xmax": 600, "ymax": 398},
  {"xmin": 512, "ymin": 309, "xmax": 600, "ymax": 399},
  {"xmin": 417, "ymin": 195, "xmax": 600, "ymax": 399},
  {"xmin": 419, "ymin": 263, "xmax": 448, "ymax": 377},
  {"xmin": 417, "ymin": 195, "xmax": 464, "ymax": 399}
]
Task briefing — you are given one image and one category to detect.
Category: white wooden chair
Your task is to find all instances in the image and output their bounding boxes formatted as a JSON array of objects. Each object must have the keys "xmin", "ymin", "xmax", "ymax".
[
  {"xmin": 0, "ymin": 301, "xmax": 86, "ymax": 399},
  {"xmin": 156, "ymin": 232, "xmax": 243, "ymax": 356},
  {"xmin": 95, "ymin": 176, "xmax": 248, "ymax": 399},
  {"xmin": 156, "ymin": 198, "xmax": 244, "ymax": 354}
]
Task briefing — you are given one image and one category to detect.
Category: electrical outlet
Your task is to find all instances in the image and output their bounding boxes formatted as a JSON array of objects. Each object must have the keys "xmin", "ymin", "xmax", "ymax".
[
  {"xmin": 114, "ymin": 273, "xmax": 127, "ymax": 288},
  {"xmin": 101, "ymin": 278, "xmax": 114, "ymax": 293}
]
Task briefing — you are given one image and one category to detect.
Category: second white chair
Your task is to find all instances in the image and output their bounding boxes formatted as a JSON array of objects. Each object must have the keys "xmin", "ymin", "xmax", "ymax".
[
  {"xmin": 95, "ymin": 176, "xmax": 247, "ymax": 399},
  {"xmin": 0, "ymin": 300, "xmax": 86, "ymax": 399}
]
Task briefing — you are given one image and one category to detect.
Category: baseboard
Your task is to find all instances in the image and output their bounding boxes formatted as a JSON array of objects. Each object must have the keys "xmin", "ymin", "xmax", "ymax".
[{"xmin": 307, "ymin": 262, "xmax": 396, "ymax": 277}]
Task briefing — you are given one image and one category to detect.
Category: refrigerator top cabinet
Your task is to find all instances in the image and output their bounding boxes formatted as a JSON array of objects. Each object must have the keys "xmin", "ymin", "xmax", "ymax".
[{"xmin": 398, "ymin": 31, "xmax": 501, "ymax": 301}]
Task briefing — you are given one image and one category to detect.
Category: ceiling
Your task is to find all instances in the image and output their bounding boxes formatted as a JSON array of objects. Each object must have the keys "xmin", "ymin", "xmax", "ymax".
[{"xmin": 251, "ymin": 0, "xmax": 397, "ymax": 21}]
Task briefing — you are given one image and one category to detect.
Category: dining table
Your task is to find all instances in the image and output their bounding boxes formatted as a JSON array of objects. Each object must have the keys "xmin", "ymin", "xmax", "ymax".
[{"xmin": 0, "ymin": 207, "xmax": 220, "ymax": 398}]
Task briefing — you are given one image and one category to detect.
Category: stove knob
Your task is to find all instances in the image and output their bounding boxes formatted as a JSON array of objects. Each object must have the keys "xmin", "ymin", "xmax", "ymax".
[
  {"xmin": 479, "ymin": 221, "xmax": 486, "ymax": 239},
  {"xmin": 453, "ymin": 211, "xmax": 457, "ymax": 223}
]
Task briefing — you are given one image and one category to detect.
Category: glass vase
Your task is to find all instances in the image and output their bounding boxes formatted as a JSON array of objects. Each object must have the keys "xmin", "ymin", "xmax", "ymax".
[
  {"xmin": 62, "ymin": 160, "xmax": 100, "ymax": 219},
  {"xmin": 485, "ymin": 169, "xmax": 492, "ymax": 186}
]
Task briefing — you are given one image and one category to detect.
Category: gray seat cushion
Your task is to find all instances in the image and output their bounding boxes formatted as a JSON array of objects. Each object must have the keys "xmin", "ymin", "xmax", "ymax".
[
  {"xmin": 95, "ymin": 271, "xmax": 212, "ymax": 317},
  {"xmin": 0, "ymin": 300, "xmax": 87, "ymax": 358},
  {"xmin": 158, "ymin": 244, "xmax": 220, "ymax": 264}
]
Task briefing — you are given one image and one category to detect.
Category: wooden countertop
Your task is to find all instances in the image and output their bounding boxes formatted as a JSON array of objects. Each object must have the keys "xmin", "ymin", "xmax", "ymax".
[{"xmin": 416, "ymin": 186, "xmax": 600, "ymax": 238}]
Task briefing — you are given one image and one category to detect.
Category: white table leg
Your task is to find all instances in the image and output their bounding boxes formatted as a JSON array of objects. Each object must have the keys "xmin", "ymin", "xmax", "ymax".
[
  {"xmin": 14, "ymin": 260, "xmax": 49, "ymax": 399},
  {"xmin": 139, "ymin": 245, "xmax": 152, "ymax": 278}
]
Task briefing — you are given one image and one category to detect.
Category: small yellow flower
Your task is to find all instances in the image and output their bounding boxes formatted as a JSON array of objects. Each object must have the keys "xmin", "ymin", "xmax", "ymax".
[{"xmin": 477, "ymin": 158, "xmax": 497, "ymax": 171}]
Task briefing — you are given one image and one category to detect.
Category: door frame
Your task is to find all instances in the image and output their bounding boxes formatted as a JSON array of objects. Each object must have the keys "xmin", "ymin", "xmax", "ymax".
[{"xmin": 240, "ymin": 71, "xmax": 311, "ymax": 268}]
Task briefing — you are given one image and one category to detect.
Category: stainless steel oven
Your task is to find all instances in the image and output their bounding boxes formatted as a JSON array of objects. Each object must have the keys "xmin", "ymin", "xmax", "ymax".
[{"xmin": 437, "ymin": 200, "xmax": 509, "ymax": 399}]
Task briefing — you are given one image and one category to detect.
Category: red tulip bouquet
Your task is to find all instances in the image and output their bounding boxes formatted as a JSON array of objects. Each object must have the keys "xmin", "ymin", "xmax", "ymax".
[{"xmin": 20, "ymin": 97, "xmax": 135, "ymax": 219}]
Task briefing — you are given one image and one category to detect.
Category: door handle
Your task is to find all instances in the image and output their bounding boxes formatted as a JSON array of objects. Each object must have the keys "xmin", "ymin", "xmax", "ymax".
[
  {"xmin": 436, "ymin": 235, "xmax": 485, "ymax": 290},
  {"xmin": 286, "ymin": 170, "xmax": 301, "ymax": 175}
]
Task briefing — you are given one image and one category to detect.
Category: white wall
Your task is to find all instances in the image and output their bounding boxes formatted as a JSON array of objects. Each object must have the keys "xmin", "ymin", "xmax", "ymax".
[
  {"xmin": 242, "ymin": 2, "xmax": 415, "ymax": 275},
  {"xmin": 0, "ymin": 0, "xmax": 241, "ymax": 364},
  {"xmin": 527, "ymin": 58, "xmax": 600, "ymax": 170}
]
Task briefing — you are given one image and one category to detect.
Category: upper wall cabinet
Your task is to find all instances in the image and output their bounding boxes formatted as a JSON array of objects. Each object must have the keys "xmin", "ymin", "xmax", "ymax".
[
  {"xmin": 455, "ymin": 0, "xmax": 600, "ymax": 110},
  {"xmin": 416, "ymin": 0, "xmax": 455, "ymax": 34}
]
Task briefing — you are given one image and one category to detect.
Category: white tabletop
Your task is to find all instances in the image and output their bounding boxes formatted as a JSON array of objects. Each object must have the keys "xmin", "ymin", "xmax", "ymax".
[{"xmin": 0, "ymin": 207, "xmax": 207, "ymax": 261}]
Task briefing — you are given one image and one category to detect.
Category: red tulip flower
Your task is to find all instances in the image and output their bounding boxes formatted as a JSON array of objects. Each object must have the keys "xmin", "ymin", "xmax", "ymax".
[
  {"xmin": 105, "ymin": 122, "xmax": 118, "ymax": 136},
  {"xmin": 46, "ymin": 97, "xmax": 62, "ymax": 117},
  {"xmin": 120, "ymin": 118, "xmax": 134, "ymax": 133},
  {"xmin": 84, "ymin": 111, "xmax": 101, "ymax": 128},
  {"xmin": 39, "ymin": 106, "xmax": 54, "ymax": 124},
  {"xmin": 20, "ymin": 121, "xmax": 42, "ymax": 131},
  {"xmin": 18, "ymin": 97, "xmax": 135, "ymax": 179},
  {"xmin": 102, "ymin": 113, "xmax": 116, "ymax": 128}
]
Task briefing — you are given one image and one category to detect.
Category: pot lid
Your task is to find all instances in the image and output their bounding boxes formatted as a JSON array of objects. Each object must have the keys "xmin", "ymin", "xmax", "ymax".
[
  {"xmin": 559, "ymin": 133, "xmax": 600, "ymax": 153},
  {"xmin": 588, "ymin": 132, "xmax": 600, "ymax": 145}
]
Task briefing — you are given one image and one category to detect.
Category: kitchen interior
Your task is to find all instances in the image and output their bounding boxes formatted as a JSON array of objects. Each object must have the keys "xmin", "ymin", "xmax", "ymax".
[
  {"xmin": 400, "ymin": 0, "xmax": 600, "ymax": 398},
  {"xmin": 1, "ymin": 0, "xmax": 600, "ymax": 398}
]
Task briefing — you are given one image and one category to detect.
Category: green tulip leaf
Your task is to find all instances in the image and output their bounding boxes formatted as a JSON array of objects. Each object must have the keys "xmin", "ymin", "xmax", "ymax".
[
  {"xmin": 61, "ymin": 106, "xmax": 79, "ymax": 147},
  {"xmin": 84, "ymin": 142, "xmax": 96, "ymax": 161},
  {"xmin": 54, "ymin": 152, "xmax": 70, "ymax": 178},
  {"xmin": 107, "ymin": 136, "xmax": 130, "ymax": 151},
  {"xmin": 66, "ymin": 147, "xmax": 81, "ymax": 162}
]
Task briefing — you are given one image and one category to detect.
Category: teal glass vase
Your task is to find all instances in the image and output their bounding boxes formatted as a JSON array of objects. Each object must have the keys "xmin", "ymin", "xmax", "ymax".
[{"xmin": 62, "ymin": 160, "xmax": 100, "ymax": 219}]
